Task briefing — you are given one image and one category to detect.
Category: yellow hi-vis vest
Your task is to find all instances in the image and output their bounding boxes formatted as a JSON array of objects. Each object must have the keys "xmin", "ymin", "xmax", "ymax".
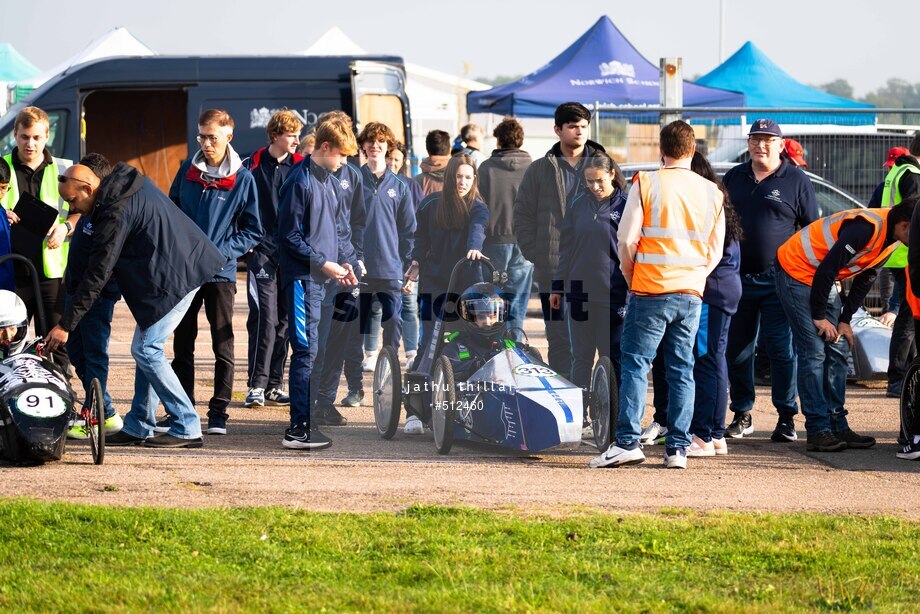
[
  {"xmin": 632, "ymin": 168, "xmax": 724, "ymax": 297},
  {"xmin": 880, "ymin": 161, "xmax": 920, "ymax": 268},
  {"xmin": 0, "ymin": 153, "xmax": 73, "ymax": 278}
]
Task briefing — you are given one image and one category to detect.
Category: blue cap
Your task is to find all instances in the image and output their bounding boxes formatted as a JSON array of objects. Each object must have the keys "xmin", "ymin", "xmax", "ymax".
[{"xmin": 749, "ymin": 119, "xmax": 783, "ymax": 138}]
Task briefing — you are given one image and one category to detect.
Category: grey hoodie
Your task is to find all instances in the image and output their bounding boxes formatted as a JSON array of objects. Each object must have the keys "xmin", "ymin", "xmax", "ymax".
[{"xmin": 478, "ymin": 149, "xmax": 533, "ymax": 244}]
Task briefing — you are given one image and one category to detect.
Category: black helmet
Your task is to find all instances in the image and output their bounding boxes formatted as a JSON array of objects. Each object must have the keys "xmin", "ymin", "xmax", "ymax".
[{"xmin": 458, "ymin": 282, "xmax": 508, "ymax": 337}]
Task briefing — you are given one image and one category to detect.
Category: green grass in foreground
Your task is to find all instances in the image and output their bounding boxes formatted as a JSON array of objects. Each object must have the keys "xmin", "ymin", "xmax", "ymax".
[{"xmin": 0, "ymin": 501, "xmax": 917, "ymax": 612}]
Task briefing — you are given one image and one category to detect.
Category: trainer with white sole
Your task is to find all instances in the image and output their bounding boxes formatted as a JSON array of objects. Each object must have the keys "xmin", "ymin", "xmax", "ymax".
[{"xmin": 591, "ymin": 120, "xmax": 725, "ymax": 470}]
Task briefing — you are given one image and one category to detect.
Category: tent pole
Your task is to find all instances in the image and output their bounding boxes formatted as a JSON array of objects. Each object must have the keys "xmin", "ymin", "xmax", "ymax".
[{"xmin": 593, "ymin": 101, "xmax": 600, "ymax": 143}]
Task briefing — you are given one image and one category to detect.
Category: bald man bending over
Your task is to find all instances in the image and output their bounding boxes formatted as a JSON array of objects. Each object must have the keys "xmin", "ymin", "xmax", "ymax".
[{"xmin": 57, "ymin": 155, "xmax": 126, "ymax": 438}]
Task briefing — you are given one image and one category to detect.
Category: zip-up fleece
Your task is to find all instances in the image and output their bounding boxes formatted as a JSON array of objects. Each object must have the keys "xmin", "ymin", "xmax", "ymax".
[{"xmin": 360, "ymin": 166, "xmax": 416, "ymax": 280}]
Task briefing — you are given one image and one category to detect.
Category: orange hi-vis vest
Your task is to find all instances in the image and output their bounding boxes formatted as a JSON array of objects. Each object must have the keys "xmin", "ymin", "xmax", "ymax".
[
  {"xmin": 905, "ymin": 266, "xmax": 920, "ymax": 320},
  {"xmin": 777, "ymin": 208, "xmax": 898, "ymax": 286},
  {"xmin": 631, "ymin": 168, "xmax": 724, "ymax": 297}
]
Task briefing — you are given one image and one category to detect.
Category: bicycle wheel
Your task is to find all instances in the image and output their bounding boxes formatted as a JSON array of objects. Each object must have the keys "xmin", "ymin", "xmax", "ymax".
[
  {"xmin": 373, "ymin": 346, "xmax": 402, "ymax": 440},
  {"xmin": 900, "ymin": 358, "xmax": 920, "ymax": 446},
  {"xmin": 590, "ymin": 356, "xmax": 618, "ymax": 451},
  {"xmin": 431, "ymin": 356, "xmax": 456, "ymax": 455},
  {"xmin": 87, "ymin": 378, "xmax": 105, "ymax": 465}
]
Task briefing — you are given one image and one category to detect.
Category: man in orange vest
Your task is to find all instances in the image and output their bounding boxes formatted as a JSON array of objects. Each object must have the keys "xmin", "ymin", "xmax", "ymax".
[
  {"xmin": 776, "ymin": 202, "xmax": 914, "ymax": 452},
  {"xmin": 590, "ymin": 120, "xmax": 725, "ymax": 470}
]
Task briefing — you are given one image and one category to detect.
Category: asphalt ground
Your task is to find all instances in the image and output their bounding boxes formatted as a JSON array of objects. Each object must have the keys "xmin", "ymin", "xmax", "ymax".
[{"xmin": 0, "ymin": 275, "xmax": 916, "ymax": 516}]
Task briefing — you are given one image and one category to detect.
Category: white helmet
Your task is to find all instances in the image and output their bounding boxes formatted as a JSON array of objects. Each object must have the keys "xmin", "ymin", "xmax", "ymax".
[{"xmin": 0, "ymin": 290, "xmax": 28, "ymax": 357}]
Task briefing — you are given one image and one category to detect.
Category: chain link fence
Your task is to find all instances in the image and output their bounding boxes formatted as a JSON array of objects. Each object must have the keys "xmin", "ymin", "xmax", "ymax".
[{"xmin": 591, "ymin": 107, "xmax": 920, "ymax": 314}]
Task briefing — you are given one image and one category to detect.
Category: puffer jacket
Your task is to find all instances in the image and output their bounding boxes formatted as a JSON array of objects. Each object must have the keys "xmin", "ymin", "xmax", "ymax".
[{"xmin": 512, "ymin": 140, "xmax": 605, "ymax": 280}]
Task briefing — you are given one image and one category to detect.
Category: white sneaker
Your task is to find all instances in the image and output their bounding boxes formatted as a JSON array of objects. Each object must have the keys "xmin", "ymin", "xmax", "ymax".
[
  {"xmin": 687, "ymin": 436, "xmax": 715, "ymax": 458},
  {"xmin": 589, "ymin": 443, "xmax": 645, "ymax": 468},
  {"xmin": 639, "ymin": 421, "xmax": 668, "ymax": 446},
  {"xmin": 404, "ymin": 351, "xmax": 417, "ymax": 371},
  {"xmin": 362, "ymin": 352, "xmax": 379, "ymax": 372},
  {"xmin": 664, "ymin": 447, "xmax": 688, "ymax": 469},
  {"xmin": 403, "ymin": 415, "xmax": 424, "ymax": 435},
  {"xmin": 581, "ymin": 422, "xmax": 595, "ymax": 441},
  {"xmin": 712, "ymin": 437, "xmax": 728, "ymax": 456}
]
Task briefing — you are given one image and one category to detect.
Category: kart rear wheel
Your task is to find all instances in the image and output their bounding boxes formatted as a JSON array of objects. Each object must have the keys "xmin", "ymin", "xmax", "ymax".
[
  {"xmin": 431, "ymin": 356, "xmax": 456, "ymax": 455},
  {"xmin": 900, "ymin": 358, "xmax": 920, "ymax": 446},
  {"xmin": 373, "ymin": 346, "xmax": 402, "ymax": 440},
  {"xmin": 87, "ymin": 377, "xmax": 105, "ymax": 465},
  {"xmin": 590, "ymin": 357, "xmax": 618, "ymax": 451}
]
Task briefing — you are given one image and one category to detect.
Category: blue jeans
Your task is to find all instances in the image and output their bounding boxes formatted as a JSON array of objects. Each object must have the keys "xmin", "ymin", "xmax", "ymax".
[
  {"xmin": 122, "ymin": 289, "xmax": 200, "ymax": 439},
  {"xmin": 482, "ymin": 243, "xmax": 533, "ymax": 342},
  {"xmin": 616, "ymin": 293, "xmax": 702, "ymax": 449},
  {"xmin": 726, "ymin": 270, "xmax": 798, "ymax": 417},
  {"xmin": 775, "ymin": 269, "xmax": 850, "ymax": 435},
  {"xmin": 65, "ymin": 293, "xmax": 117, "ymax": 419},
  {"xmin": 363, "ymin": 281, "xmax": 420, "ymax": 355},
  {"xmin": 689, "ymin": 304, "xmax": 732, "ymax": 441}
]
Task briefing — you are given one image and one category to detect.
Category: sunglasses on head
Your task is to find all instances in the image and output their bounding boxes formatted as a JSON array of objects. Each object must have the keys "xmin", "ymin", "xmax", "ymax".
[{"xmin": 58, "ymin": 174, "xmax": 93, "ymax": 186}]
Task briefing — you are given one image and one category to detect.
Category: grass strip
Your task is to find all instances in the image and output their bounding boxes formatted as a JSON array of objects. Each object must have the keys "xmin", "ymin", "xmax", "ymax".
[{"xmin": 0, "ymin": 500, "xmax": 917, "ymax": 612}]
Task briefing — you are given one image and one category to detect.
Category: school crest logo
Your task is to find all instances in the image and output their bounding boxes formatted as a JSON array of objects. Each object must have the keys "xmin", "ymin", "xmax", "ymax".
[
  {"xmin": 387, "ymin": 188, "xmax": 397, "ymax": 198},
  {"xmin": 611, "ymin": 211, "xmax": 621, "ymax": 222},
  {"xmin": 340, "ymin": 180, "xmax": 350, "ymax": 190}
]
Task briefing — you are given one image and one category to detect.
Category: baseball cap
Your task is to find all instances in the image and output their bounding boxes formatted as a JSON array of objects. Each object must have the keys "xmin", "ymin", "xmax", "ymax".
[
  {"xmin": 782, "ymin": 138, "xmax": 807, "ymax": 167},
  {"xmin": 884, "ymin": 146, "xmax": 910, "ymax": 168},
  {"xmin": 748, "ymin": 119, "xmax": 783, "ymax": 138}
]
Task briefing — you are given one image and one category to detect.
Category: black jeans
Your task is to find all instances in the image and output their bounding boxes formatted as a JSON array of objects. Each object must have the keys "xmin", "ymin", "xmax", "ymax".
[
  {"xmin": 536, "ymin": 272, "xmax": 572, "ymax": 379},
  {"xmin": 888, "ymin": 268, "xmax": 916, "ymax": 390},
  {"xmin": 16, "ymin": 275, "xmax": 69, "ymax": 370},
  {"xmin": 172, "ymin": 281, "xmax": 236, "ymax": 420}
]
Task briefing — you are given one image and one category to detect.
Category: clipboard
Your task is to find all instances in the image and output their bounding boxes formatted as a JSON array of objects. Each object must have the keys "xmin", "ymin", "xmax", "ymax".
[{"xmin": 12, "ymin": 191, "xmax": 60, "ymax": 237}]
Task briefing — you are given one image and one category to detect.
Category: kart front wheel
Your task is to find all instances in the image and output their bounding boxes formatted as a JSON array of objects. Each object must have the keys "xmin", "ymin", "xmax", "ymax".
[
  {"xmin": 431, "ymin": 356, "xmax": 456, "ymax": 455},
  {"xmin": 900, "ymin": 358, "xmax": 920, "ymax": 446},
  {"xmin": 373, "ymin": 346, "xmax": 402, "ymax": 440},
  {"xmin": 87, "ymin": 377, "xmax": 105, "ymax": 465},
  {"xmin": 590, "ymin": 357, "xmax": 618, "ymax": 451}
]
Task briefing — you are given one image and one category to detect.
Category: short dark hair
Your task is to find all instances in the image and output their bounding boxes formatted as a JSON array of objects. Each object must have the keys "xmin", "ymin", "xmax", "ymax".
[
  {"xmin": 493, "ymin": 118, "xmax": 524, "ymax": 149},
  {"xmin": 198, "ymin": 109, "xmax": 234, "ymax": 131},
  {"xmin": 660, "ymin": 120, "xmax": 696, "ymax": 159},
  {"xmin": 910, "ymin": 132, "xmax": 920, "ymax": 157},
  {"xmin": 79, "ymin": 153, "xmax": 113, "ymax": 180},
  {"xmin": 554, "ymin": 102, "xmax": 591, "ymax": 128},
  {"xmin": 889, "ymin": 198, "xmax": 917, "ymax": 226},
  {"xmin": 426, "ymin": 130, "xmax": 451, "ymax": 156},
  {"xmin": 0, "ymin": 157, "xmax": 10, "ymax": 184}
]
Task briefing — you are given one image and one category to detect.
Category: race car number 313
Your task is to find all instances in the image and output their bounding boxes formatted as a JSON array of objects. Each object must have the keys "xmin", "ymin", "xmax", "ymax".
[
  {"xmin": 15, "ymin": 388, "xmax": 67, "ymax": 418},
  {"xmin": 513, "ymin": 364, "xmax": 557, "ymax": 377}
]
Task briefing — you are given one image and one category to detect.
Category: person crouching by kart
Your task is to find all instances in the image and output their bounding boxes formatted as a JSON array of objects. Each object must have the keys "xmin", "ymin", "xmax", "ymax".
[
  {"xmin": 404, "ymin": 154, "xmax": 489, "ymax": 434},
  {"xmin": 0, "ymin": 290, "xmax": 29, "ymax": 359},
  {"xmin": 550, "ymin": 153, "xmax": 627, "ymax": 381},
  {"xmin": 440, "ymin": 283, "xmax": 536, "ymax": 380}
]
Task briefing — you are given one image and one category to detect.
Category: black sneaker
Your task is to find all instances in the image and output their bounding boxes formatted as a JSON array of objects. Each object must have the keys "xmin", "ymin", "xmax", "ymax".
[
  {"xmin": 832, "ymin": 429, "xmax": 876, "ymax": 449},
  {"xmin": 107, "ymin": 431, "xmax": 146, "ymax": 446},
  {"xmin": 340, "ymin": 389, "xmax": 365, "ymax": 407},
  {"xmin": 725, "ymin": 412, "xmax": 753, "ymax": 438},
  {"xmin": 314, "ymin": 403, "xmax": 348, "ymax": 426},
  {"xmin": 143, "ymin": 433, "xmax": 204, "ymax": 448},
  {"xmin": 207, "ymin": 416, "xmax": 227, "ymax": 435},
  {"xmin": 153, "ymin": 415, "xmax": 171, "ymax": 433},
  {"xmin": 282, "ymin": 424, "xmax": 333, "ymax": 450},
  {"xmin": 806, "ymin": 431, "xmax": 847, "ymax": 452},
  {"xmin": 770, "ymin": 417, "xmax": 798, "ymax": 442},
  {"xmin": 897, "ymin": 440, "xmax": 920, "ymax": 460}
]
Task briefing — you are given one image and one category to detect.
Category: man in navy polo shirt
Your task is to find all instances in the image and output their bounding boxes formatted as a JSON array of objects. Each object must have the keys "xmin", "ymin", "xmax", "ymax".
[{"xmin": 723, "ymin": 119, "xmax": 818, "ymax": 443}]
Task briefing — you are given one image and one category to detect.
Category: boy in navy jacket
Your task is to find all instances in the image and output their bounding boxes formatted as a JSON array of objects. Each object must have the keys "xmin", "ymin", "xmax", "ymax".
[
  {"xmin": 168, "ymin": 110, "xmax": 262, "ymax": 436},
  {"xmin": 242, "ymin": 109, "xmax": 304, "ymax": 409},
  {"xmin": 278, "ymin": 118, "xmax": 359, "ymax": 450},
  {"xmin": 314, "ymin": 123, "xmax": 415, "ymax": 425}
]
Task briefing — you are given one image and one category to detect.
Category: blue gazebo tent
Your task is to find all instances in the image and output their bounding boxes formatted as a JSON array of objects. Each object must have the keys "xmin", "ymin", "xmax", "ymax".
[
  {"xmin": 0, "ymin": 43, "xmax": 39, "ymax": 81},
  {"xmin": 697, "ymin": 42, "xmax": 874, "ymax": 125},
  {"xmin": 467, "ymin": 16, "xmax": 744, "ymax": 118}
]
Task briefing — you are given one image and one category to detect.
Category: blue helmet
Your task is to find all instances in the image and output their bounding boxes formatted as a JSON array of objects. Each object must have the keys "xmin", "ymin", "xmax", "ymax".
[{"xmin": 458, "ymin": 282, "xmax": 508, "ymax": 337}]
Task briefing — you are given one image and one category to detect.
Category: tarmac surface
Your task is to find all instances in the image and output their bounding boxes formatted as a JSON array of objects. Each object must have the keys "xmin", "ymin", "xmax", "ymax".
[{"xmin": 0, "ymin": 275, "xmax": 917, "ymax": 516}]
